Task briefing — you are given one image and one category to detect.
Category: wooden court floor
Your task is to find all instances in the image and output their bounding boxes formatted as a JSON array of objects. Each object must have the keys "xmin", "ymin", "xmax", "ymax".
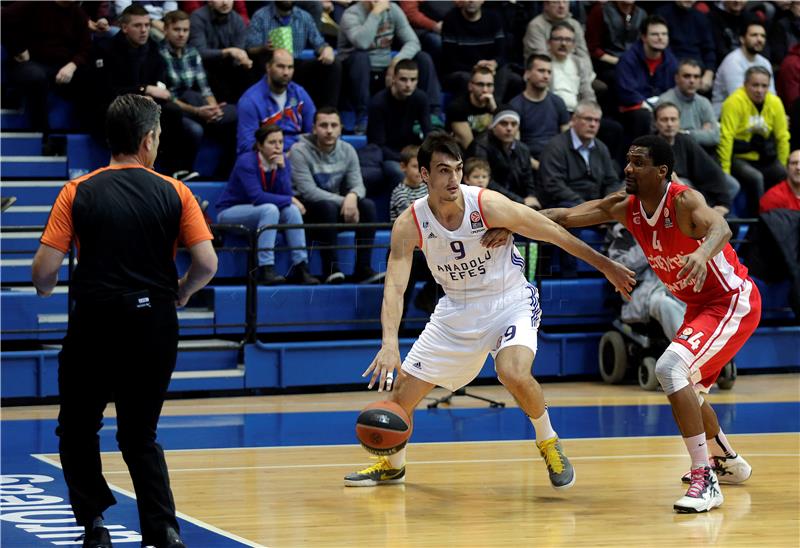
[{"xmin": 4, "ymin": 374, "xmax": 800, "ymax": 547}]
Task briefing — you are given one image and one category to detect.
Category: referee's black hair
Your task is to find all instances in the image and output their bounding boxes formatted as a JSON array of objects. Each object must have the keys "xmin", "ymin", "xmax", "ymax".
[
  {"xmin": 105, "ymin": 94, "xmax": 161, "ymax": 156},
  {"xmin": 631, "ymin": 135, "xmax": 674, "ymax": 181},
  {"xmin": 417, "ymin": 131, "xmax": 462, "ymax": 172}
]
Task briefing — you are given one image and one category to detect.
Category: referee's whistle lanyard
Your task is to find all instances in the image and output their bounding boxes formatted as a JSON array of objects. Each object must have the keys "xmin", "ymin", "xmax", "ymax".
[{"xmin": 257, "ymin": 153, "xmax": 278, "ymax": 193}]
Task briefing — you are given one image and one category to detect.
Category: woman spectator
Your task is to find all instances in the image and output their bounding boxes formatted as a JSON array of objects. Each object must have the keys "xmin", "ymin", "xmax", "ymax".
[{"xmin": 215, "ymin": 125, "xmax": 320, "ymax": 285}]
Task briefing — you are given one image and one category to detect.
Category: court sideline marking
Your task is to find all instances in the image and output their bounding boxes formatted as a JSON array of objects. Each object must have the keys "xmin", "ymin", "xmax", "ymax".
[{"xmin": 30, "ymin": 454, "xmax": 267, "ymax": 548}]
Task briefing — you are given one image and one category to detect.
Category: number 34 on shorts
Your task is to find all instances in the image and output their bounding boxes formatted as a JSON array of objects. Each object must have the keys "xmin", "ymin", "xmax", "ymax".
[{"xmin": 676, "ymin": 327, "xmax": 705, "ymax": 351}]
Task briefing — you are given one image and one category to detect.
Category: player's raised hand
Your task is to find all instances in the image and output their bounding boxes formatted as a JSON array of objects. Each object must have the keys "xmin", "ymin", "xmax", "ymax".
[
  {"xmin": 603, "ymin": 259, "xmax": 636, "ymax": 301},
  {"xmin": 363, "ymin": 345, "xmax": 401, "ymax": 392},
  {"xmin": 480, "ymin": 227, "xmax": 512, "ymax": 248},
  {"xmin": 678, "ymin": 251, "xmax": 708, "ymax": 293}
]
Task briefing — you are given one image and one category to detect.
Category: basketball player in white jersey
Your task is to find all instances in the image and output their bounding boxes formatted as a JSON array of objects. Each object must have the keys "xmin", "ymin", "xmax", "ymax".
[{"xmin": 344, "ymin": 132, "xmax": 636, "ymax": 489}]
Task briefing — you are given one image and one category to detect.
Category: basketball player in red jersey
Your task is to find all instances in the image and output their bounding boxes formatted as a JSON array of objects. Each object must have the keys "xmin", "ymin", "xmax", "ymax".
[{"xmin": 542, "ymin": 135, "xmax": 761, "ymax": 513}]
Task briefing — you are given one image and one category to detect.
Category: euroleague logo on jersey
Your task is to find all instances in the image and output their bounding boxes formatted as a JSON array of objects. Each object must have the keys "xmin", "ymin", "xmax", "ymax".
[
  {"xmin": 470, "ymin": 211, "xmax": 484, "ymax": 230},
  {"xmin": 664, "ymin": 207, "xmax": 673, "ymax": 228}
]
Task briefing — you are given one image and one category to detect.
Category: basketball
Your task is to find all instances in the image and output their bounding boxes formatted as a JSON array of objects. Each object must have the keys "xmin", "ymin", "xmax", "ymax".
[{"xmin": 355, "ymin": 401, "xmax": 412, "ymax": 455}]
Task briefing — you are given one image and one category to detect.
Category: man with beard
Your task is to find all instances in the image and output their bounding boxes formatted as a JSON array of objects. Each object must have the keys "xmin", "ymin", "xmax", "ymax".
[
  {"xmin": 245, "ymin": 1, "xmax": 340, "ymax": 109},
  {"xmin": 615, "ymin": 14, "xmax": 678, "ymax": 139},
  {"xmin": 712, "ymin": 21, "xmax": 775, "ymax": 117},
  {"xmin": 236, "ymin": 48, "xmax": 315, "ymax": 154}
]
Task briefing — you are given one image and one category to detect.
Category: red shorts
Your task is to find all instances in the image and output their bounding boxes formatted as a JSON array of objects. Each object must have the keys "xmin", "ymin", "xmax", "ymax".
[{"xmin": 667, "ymin": 278, "xmax": 761, "ymax": 392}]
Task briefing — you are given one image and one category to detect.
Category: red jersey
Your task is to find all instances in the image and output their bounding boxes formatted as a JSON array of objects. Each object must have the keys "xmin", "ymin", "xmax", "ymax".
[{"xmin": 625, "ymin": 182, "xmax": 749, "ymax": 306}]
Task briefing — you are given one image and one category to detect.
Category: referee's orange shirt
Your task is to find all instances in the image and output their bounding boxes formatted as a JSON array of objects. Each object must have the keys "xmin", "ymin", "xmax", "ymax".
[{"xmin": 41, "ymin": 165, "xmax": 212, "ymax": 302}]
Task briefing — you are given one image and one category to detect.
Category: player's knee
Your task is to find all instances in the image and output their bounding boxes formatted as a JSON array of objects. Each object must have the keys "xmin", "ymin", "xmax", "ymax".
[
  {"xmin": 654, "ymin": 350, "xmax": 691, "ymax": 396},
  {"xmin": 495, "ymin": 362, "xmax": 529, "ymax": 389}
]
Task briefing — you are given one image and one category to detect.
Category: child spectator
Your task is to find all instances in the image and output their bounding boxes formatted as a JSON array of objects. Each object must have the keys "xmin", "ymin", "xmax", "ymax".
[
  {"xmin": 389, "ymin": 145, "xmax": 428, "ymax": 221},
  {"xmin": 387, "ymin": 145, "xmax": 438, "ymax": 316},
  {"xmin": 462, "ymin": 157, "xmax": 521, "ymax": 202}
]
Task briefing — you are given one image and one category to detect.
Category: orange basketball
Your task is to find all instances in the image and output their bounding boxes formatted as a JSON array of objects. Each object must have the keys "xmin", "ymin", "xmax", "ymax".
[{"xmin": 355, "ymin": 400, "xmax": 412, "ymax": 455}]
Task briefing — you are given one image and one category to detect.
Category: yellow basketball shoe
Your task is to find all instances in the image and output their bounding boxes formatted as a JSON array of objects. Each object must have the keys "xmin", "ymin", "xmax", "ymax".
[
  {"xmin": 536, "ymin": 436, "xmax": 576, "ymax": 490},
  {"xmin": 344, "ymin": 456, "xmax": 406, "ymax": 487}
]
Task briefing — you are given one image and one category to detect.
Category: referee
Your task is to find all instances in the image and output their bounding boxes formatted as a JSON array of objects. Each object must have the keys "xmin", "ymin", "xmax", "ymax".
[{"xmin": 32, "ymin": 94, "xmax": 217, "ymax": 548}]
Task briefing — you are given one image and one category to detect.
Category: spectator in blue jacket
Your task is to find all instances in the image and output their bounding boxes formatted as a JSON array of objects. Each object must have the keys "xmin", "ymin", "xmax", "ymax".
[
  {"xmin": 236, "ymin": 48, "xmax": 316, "ymax": 154},
  {"xmin": 245, "ymin": 1, "xmax": 341, "ymax": 109},
  {"xmin": 216, "ymin": 125, "xmax": 319, "ymax": 285},
  {"xmin": 615, "ymin": 14, "xmax": 678, "ymax": 139},
  {"xmin": 654, "ymin": 1, "xmax": 716, "ymax": 93}
]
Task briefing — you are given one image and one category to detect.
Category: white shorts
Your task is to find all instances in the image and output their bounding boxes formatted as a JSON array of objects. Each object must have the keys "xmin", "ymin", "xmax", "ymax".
[{"xmin": 401, "ymin": 283, "xmax": 542, "ymax": 391}]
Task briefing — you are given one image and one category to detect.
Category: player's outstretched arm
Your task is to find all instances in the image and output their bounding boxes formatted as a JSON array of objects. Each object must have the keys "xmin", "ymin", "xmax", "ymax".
[
  {"xmin": 540, "ymin": 191, "xmax": 628, "ymax": 228},
  {"xmin": 675, "ymin": 188, "xmax": 733, "ymax": 293},
  {"xmin": 363, "ymin": 208, "xmax": 417, "ymax": 392},
  {"xmin": 481, "ymin": 190, "xmax": 636, "ymax": 300}
]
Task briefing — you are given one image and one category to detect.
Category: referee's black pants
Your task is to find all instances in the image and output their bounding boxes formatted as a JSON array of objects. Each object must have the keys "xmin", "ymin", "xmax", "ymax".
[{"xmin": 56, "ymin": 295, "xmax": 180, "ymax": 545}]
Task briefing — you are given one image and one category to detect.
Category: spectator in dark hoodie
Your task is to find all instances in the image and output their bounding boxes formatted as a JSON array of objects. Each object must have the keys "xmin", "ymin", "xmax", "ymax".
[{"xmin": 615, "ymin": 14, "xmax": 678, "ymax": 139}]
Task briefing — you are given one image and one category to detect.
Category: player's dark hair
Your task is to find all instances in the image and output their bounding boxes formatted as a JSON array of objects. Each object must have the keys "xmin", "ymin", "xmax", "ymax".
[
  {"xmin": 417, "ymin": 131, "xmax": 462, "ymax": 172},
  {"xmin": 105, "ymin": 94, "xmax": 161, "ymax": 156},
  {"xmin": 631, "ymin": 135, "xmax": 675, "ymax": 181}
]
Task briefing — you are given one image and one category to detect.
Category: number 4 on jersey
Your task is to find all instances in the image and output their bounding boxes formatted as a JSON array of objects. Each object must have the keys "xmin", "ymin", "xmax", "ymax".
[{"xmin": 651, "ymin": 231, "xmax": 663, "ymax": 251}]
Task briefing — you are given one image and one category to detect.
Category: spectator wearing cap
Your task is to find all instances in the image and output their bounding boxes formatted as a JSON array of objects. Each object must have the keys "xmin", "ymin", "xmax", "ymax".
[{"xmin": 470, "ymin": 108, "xmax": 541, "ymax": 209}]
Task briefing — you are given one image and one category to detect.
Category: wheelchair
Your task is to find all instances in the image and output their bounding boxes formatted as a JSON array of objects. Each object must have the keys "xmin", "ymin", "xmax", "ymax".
[{"xmin": 598, "ymin": 319, "xmax": 737, "ymax": 391}]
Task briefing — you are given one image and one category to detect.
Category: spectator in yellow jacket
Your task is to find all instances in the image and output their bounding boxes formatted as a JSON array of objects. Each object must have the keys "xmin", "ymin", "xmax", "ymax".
[{"xmin": 718, "ymin": 66, "xmax": 790, "ymax": 215}]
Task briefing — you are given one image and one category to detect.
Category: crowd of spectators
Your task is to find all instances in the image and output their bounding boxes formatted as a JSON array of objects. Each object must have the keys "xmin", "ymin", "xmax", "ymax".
[{"xmin": 2, "ymin": 0, "xmax": 799, "ymax": 285}]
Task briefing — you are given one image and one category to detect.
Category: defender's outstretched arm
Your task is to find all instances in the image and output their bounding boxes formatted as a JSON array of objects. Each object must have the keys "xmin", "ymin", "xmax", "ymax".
[{"xmin": 540, "ymin": 191, "xmax": 628, "ymax": 228}]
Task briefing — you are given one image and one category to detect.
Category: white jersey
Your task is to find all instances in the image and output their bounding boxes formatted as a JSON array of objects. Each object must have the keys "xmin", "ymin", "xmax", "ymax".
[{"xmin": 411, "ymin": 185, "xmax": 529, "ymax": 302}]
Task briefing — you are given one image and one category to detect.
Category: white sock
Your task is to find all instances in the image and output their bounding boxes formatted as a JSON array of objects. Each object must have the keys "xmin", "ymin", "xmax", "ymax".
[
  {"xmin": 530, "ymin": 408, "xmax": 557, "ymax": 442},
  {"xmin": 708, "ymin": 429, "xmax": 737, "ymax": 458},
  {"xmin": 684, "ymin": 433, "xmax": 709, "ymax": 469},
  {"xmin": 388, "ymin": 447, "xmax": 406, "ymax": 468}
]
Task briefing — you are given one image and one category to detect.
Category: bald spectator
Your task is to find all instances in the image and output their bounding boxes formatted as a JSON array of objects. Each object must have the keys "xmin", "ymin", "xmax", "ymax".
[
  {"xmin": 712, "ymin": 21, "xmax": 775, "ymax": 117},
  {"xmin": 338, "ymin": 0, "xmax": 442, "ymax": 134},
  {"xmin": 244, "ymin": 1, "xmax": 341, "ymax": 109},
  {"xmin": 236, "ymin": 49, "xmax": 316, "ymax": 154},
  {"xmin": 523, "ymin": 0, "xmax": 589, "ymax": 65}
]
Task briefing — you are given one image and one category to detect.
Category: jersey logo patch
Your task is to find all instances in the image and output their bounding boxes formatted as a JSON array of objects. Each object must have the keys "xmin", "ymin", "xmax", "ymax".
[
  {"xmin": 411, "ymin": 361, "xmax": 422, "ymax": 369},
  {"xmin": 470, "ymin": 210, "xmax": 483, "ymax": 229},
  {"xmin": 427, "ymin": 232, "xmax": 437, "ymax": 239},
  {"xmin": 422, "ymin": 221, "xmax": 429, "ymax": 229},
  {"xmin": 664, "ymin": 207, "xmax": 673, "ymax": 228}
]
